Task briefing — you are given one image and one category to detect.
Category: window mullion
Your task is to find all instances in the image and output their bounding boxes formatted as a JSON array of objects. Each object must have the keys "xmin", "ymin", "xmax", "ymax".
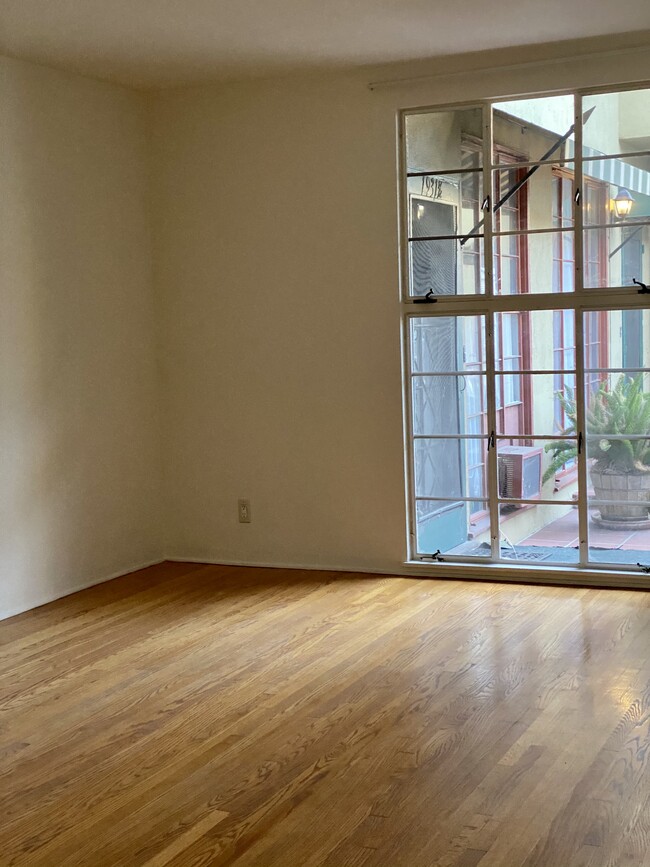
[
  {"xmin": 483, "ymin": 103, "xmax": 494, "ymax": 300},
  {"xmin": 575, "ymin": 94, "xmax": 585, "ymax": 296},
  {"xmin": 485, "ymin": 312, "xmax": 500, "ymax": 561},
  {"xmin": 574, "ymin": 94, "xmax": 590, "ymax": 567},
  {"xmin": 482, "ymin": 105, "xmax": 500, "ymax": 560}
]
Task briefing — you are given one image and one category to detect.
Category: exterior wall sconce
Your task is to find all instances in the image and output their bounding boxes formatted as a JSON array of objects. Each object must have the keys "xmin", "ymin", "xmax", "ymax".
[{"xmin": 613, "ymin": 187, "xmax": 635, "ymax": 219}]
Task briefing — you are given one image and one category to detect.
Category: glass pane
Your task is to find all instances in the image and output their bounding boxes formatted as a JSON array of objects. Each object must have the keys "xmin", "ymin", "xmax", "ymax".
[
  {"xmin": 415, "ymin": 500, "xmax": 490, "ymax": 557},
  {"xmin": 492, "ymin": 162, "xmax": 574, "ymax": 232},
  {"xmin": 498, "ymin": 501, "xmax": 579, "ymax": 564},
  {"xmin": 407, "ymin": 172, "xmax": 483, "ymax": 238},
  {"xmin": 582, "ymin": 89, "xmax": 650, "ymax": 157},
  {"xmin": 493, "ymin": 95, "xmax": 575, "ymax": 165},
  {"xmin": 583, "ymin": 225, "xmax": 650, "ymax": 289},
  {"xmin": 583, "ymin": 310, "xmax": 650, "ymax": 373},
  {"xmin": 409, "ymin": 238, "xmax": 485, "ymax": 296},
  {"xmin": 414, "ymin": 438, "xmax": 488, "ymax": 499},
  {"xmin": 496, "ymin": 438, "xmax": 579, "ymax": 503},
  {"xmin": 494, "ymin": 311, "xmax": 521, "ymax": 372},
  {"xmin": 492, "ymin": 231, "xmax": 576, "ymax": 295},
  {"xmin": 495, "ymin": 309, "xmax": 575, "ymax": 372},
  {"xmin": 585, "ymin": 373, "xmax": 650, "ymax": 459},
  {"xmin": 412, "ymin": 375, "xmax": 487, "ymax": 436},
  {"xmin": 588, "ymin": 492, "xmax": 650, "ymax": 566},
  {"xmin": 410, "ymin": 315, "xmax": 486, "ymax": 373},
  {"xmin": 495, "ymin": 374, "xmax": 576, "ymax": 437},
  {"xmin": 405, "ymin": 108, "xmax": 484, "ymax": 173},
  {"xmin": 580, "ymin": 160, "xmax": 649, "ymax": 227},
  {"xmin": 408, "ymin": 236, "xmax": 485, "ymax": 297}
]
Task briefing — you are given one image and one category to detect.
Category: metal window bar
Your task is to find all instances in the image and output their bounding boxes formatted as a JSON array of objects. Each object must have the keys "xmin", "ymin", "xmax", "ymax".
[
  {"xmin": 582, "ymin": 219, "xmax": 650, "ymax": 232},
  {"xmin": 574, "ymin": 96, "xmax": 590, "ymax": 569},
  {"xmin": 583, "ymin": 367, "xmax": 650, "ymax": 374},
  {"xmin": 406, "ymin": 167, "xmax": 483, "ymax": 178},
  {"xmin": 580, "ymin": 148, "xmax": 650, "ymax": 162},
  {"xmin": 412, "ymin": 434, "xmax": 489, "ymax": 440},
  {"xmin": 408, "ymin": 233, "xmax": 484, "ymax": 243},
  {"xmin": 410, "ymin": 371, "xmax": 487, "ymax": 376}
]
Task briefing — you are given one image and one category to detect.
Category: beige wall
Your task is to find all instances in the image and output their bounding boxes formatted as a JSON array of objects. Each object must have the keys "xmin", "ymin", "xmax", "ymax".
[
  {"xmin": 149, "ymin": 75, "xmax": 407, "ymax": 571},
  {"xmin": 149, "ymin": 48, "xmax": 650, "ymax": 571},
  {"xmin": 0, "ymin": 55, "xmax": 162, "ymax": 618}
]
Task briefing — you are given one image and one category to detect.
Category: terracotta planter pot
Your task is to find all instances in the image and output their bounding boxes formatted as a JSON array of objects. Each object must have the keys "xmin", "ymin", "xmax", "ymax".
[{"xmin": 590, "ymin": 466, "xmax": 650, "ymax": 521}]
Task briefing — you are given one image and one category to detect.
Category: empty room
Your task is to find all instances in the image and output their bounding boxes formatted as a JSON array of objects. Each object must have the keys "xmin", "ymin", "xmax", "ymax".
[{"xmin": 1, "ymin": 1, "xmax": 650, "ymax": 864}]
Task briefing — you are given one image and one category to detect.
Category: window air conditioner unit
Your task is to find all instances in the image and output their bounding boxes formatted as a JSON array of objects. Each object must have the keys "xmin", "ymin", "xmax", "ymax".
[{"xmin": 498, "ymin": 445, "xmax": 543, "ymax": 501}]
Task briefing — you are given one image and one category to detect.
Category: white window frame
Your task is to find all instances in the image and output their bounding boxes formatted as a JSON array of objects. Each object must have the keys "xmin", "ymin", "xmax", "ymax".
[{"xmin": 399, "ymin": 83, "xmax": 650, "ymax": 588}]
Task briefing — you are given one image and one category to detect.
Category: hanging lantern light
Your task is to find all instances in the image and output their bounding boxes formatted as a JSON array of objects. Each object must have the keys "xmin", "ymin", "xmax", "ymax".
[{"xmin": 613, "ymin": 187, "xmax": 635, "ymax": 219}]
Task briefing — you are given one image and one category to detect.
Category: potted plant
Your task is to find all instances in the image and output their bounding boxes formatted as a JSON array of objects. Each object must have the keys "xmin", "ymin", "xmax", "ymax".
[{"xmin": 543, "ymin": 375, "xmax": 650, "ymax": 526}]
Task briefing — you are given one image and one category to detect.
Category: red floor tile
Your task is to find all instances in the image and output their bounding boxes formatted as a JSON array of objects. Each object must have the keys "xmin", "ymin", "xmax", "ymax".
[{"xmin": 524, "ymin": 512, "xmax": 650, "ymax": 551}]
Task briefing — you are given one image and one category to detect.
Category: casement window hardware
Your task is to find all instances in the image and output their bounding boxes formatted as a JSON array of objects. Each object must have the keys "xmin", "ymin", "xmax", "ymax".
[
  {"xmin": 413, "ymin": 289, "xmax": 437, "ymax": 304},
  {"xmin": 420, "ymin": 550, "xmax": 445, "ymax": 562}
]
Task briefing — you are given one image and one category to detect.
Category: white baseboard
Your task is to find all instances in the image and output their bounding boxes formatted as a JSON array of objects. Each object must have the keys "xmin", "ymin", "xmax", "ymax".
[
  {"xmin": 166, "ymin": 555, "xmax": 410, "ymax": 578},
  {"xmin": 1, "ymin": 558, "xmax": 164, "ymax": 622},
  {"xmin": 164, "ymin": 556, "xmax": 650, "ymax": 591}
]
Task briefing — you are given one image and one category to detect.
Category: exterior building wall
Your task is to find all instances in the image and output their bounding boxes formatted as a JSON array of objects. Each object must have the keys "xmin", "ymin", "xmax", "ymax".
[{"xmin": 618, "ymin": 90, "xmax": 650, "ymax": 146}]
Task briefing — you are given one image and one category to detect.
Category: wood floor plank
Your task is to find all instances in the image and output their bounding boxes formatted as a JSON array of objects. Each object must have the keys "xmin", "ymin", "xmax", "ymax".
[{"xmin": 1, "ymin": 562, "xmax": 648, "ymax": 866}]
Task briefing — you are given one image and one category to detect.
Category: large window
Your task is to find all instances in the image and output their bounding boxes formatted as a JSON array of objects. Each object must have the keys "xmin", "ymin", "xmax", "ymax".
[{"xmin": 402, "ymin": 87, "xmax": 650, "ymax": 579}]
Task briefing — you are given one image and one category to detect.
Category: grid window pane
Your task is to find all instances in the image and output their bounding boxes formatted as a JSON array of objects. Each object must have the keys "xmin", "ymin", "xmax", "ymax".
[
  {"xmin": 405, "ymin": 108, "xmax": 484, "ymax": 173},
  {"xmin": 410, "ymin": 316, "xmax": 486, "ymax": 373},
  {"xmin": 582, "ymin": 89, "xmax": 650, "ymax": 156},
  {"xmin": 415, "ymin": 500, "xmax": 490, "ymax": 557},
  {"xmin": 403, "ymin": 92, "xmax": 650, "ymax": 577},
  {"xmin": 492, "ymin": 95, "xmax": 576, "ymax": 165}
]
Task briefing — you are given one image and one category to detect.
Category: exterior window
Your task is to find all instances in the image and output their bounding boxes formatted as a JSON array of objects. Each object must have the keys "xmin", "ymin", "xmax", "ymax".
[
  {"xmin": 584, "ymin": 183, "xmax": 607, "ymax": 289},
  {"xmin": 403, "ymin": 87, "xmax": 650, "ymax": 575},
  {"xmin": 552, "ymin": 171, "xmax": 608, "ymax": 401},
  {"xmin": 494, "ymin": 155, "xmax": 528, "ymax": 296},
  {"xmin": 552, "ymin": 174, "xmax": 575, "ymax": 292}
]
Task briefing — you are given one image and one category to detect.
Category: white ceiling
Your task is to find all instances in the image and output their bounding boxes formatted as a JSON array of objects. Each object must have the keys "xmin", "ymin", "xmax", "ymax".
[{"xmin": 0, "ymin": 0, "xmax": 649, "ymax": 90}]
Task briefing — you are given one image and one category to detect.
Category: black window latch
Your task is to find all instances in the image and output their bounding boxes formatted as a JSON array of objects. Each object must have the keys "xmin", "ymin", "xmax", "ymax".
[
  {"xmin": 423, "ymin": 549, "xmax": 445, "ymax": 562},
  {"xmin": 414, "ymin": 289, "xmax": 438, "ymax": 304},
  {"xmin": 633, "ymin": 278, "xmax": 650, "ymax": 294},
  {"xmin": 637, "ymin": 562, "xmax": 650, "ymax": 574}
]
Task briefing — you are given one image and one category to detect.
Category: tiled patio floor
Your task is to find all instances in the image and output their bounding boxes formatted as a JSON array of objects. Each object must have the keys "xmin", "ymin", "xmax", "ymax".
[{"xmin": 523, "ymin": 508, "xmax": 650, "ymax": 551}]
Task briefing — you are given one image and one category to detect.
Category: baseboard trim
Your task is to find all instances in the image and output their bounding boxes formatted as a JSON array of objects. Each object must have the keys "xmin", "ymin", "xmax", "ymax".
[
  {"xmin": 1, "ymin": 558, "xmax": 164, "ymax": 622},
  {"xmin": 166, "ymin": 556, "xmax": 650, "ymax": 591},
  {"xmin": 167, "ymin": 556, "xmax": 411, "ymax": 578}
]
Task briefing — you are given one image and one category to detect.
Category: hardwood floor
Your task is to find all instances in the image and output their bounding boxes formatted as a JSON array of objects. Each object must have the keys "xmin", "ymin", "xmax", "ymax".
[{"xmin": 1, "ymin": 562, "xmax": 649, "ymax": 866}]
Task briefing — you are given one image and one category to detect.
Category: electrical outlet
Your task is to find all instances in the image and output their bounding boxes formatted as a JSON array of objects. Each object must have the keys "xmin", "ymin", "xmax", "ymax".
[{"xmin": 238, "ymin": 498, "xmax": 251, "ymax": 523}]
